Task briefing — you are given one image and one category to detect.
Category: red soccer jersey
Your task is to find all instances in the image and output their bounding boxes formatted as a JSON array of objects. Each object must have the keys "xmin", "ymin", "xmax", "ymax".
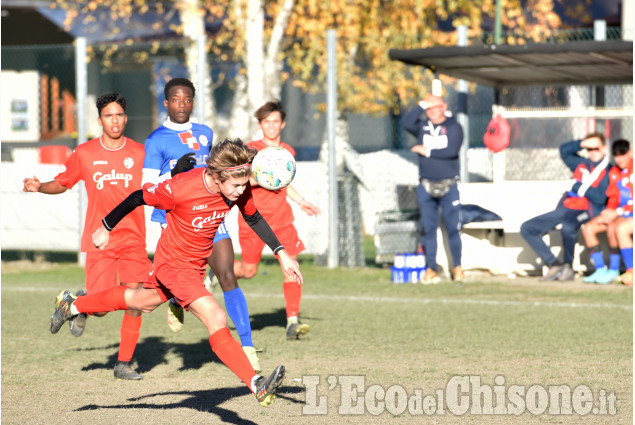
[
  {"xmin": 54, "ymin": 137, "xmax": 146, "ymax": 252},
  {"xmin": 143, "ymin": 168, "xmax": 257, "ymax": 270},
  {"xmin": 606, "ymin": 162, "xmax": 634, "ymax": 213},
  {"xmin": 238, "ymin": 139, "xmax": 295, "ymax": 231}
]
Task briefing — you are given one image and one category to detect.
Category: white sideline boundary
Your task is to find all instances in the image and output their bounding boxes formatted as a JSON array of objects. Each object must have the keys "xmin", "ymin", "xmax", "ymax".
[{"xmin": 8, "ymin": 286, "xmax": 632, "ymax": 311}]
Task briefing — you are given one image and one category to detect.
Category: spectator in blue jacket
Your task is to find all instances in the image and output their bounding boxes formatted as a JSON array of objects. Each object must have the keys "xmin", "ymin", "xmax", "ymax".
[{"xmin": 521, "ymin": 133, "xmax": 610, "ymax": 281}]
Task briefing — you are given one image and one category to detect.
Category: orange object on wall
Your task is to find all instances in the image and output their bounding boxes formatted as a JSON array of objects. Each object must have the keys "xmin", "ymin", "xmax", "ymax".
[
  {"xmin": 484, "ymin": 114, "xmax": 511, "ymax": 153},
  {"xmin": 39, "ymin": 145, "xmax": 71, "ymax": 164}
]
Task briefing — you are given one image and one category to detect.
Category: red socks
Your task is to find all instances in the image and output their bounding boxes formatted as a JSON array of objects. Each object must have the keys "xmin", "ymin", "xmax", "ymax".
[
  {"xmin": 283, "ymin": 281, "xmax": 302, "ymax": 318},
  {"xmin": 118, "ymin": 313, "xmax": 142, "ymax": 362},
  {"xmin": 209, "ymin": 328, "xmax": 255, "ymax": 389},
  {"xmin": 74, "ymin": 286, "xmax": 128, "ymax": 314}
]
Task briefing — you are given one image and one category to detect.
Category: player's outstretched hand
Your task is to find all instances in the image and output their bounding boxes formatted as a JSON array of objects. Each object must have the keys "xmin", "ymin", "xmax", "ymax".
[
  {"xmin": 23, "ymin": 176, "xmax": 41, "ymax": 192},
  {"xmin": 299, "ymin": 199, "xmax": 321, "ymax": 216},
  {"xmin": 92, "ymin": 225, "xmax": 111, "ymax": 250},
  {"xmin": 278, "ymin": 250, "xmax": 304, "ymax": 284},
  {"xmin": 171, "ymin": 152, "xmax": 196, "ymax": 177}
]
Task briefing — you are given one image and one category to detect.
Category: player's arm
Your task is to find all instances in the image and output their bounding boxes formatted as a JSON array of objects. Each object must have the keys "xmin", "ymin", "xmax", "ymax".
[
  {"xmin": 242, "ymin": 210, "xmax": 304, "ymax": 284},
  {"xmin": 287, "ymin": 185, "xmax": 321, "ymax": 216},
  {"xmin": 92, "ymin": 190, "xmax": 147, "ymax": 249},
  {"xmin": 23, "ymin": 176, "xmax": 68, "ymax": 194}
]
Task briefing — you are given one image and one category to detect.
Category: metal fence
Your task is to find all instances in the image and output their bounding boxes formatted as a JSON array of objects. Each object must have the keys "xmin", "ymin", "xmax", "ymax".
[{"xmin": 2, "ymin": 30, "xmax": 633, "ymax": 265}]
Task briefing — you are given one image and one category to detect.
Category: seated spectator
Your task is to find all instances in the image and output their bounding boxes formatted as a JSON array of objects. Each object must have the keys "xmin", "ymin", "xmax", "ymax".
[
  {"xmin": 582, "ymin": 139, "xmax": 633, "ymax": 284},
  {"xmin": 521, "ymin": 133, "xmax": 609, "ymax": 281}
]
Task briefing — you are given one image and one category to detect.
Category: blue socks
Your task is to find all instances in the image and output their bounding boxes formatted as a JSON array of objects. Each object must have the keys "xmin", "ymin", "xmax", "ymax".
[
  {"xmin": 621, "ymin": 247, "xmax": 633, "ymax": 270},
  {"xmin": 590, "ymin": 250, "xmax": 605, "ymax": 269},
  {"xmin": 224, "ymin": 287, "xmax": 253, "ymax": 348},
  {"xmin": 609, "ymin": 252, "xmax": 622, "ymax": 271}
]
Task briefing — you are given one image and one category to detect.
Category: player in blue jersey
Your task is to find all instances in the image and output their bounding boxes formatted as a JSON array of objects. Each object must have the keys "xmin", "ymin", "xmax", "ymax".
[{"xmin": 141, "ymin": 78, "xmax": 261, "ymax": 371}]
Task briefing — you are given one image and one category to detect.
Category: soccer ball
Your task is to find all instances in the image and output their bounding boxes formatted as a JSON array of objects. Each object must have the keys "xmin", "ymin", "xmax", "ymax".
[{"xmin": 252, "ymin": 146, "xmax": 296, "ymax": 190}]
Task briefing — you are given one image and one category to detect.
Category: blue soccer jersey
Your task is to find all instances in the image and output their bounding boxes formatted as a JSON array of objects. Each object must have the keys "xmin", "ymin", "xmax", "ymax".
[{"xmin": 143, "ymin": 119, "xmax": 213, "ymax": 224}]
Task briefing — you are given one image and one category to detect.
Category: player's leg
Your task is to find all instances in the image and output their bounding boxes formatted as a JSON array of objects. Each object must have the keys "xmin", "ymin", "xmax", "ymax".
[
  {"xmin": 274, "ymin": 225, "xmax": 308, "ymax": 340},
  {"xmin": 520, "ymin": 205, "xmax": 567, "ymax": 280},
  {"xmin": 208, "ymin": 233, "xmax": 261, "ymax": 372},
  {"xmin": 592, "ymin": 217, "xmax": 621, "ymax": 284},
  {"xmin": 161, "ymin": 223, "xmax": 185, "ymax": 333},
  {"xmin": 581, "ymin": 216, "xmax": 609, "ymax": 283},
  {"xmin": 66, "ymin": 250, "xmax": 121, "ymax": 337},
  {"xmin": 114, "ymin": 246, "xmax": 153, "ymax": 380},
  {"xmin": 50, "ymin": 286, "xmax": 164, "ymax": 335},
  {"xmin": 416, "ymin": 183, "xmax": 441, "ymax": 283},
  {"xmin": 615, "ymin": 216, "xmax": 633, "ymax": 286},
  {"xmin": 188, "ymin": 295, "xmax": 284, "ymax": 406},
  {"xmin": 440, "ymin": 184, "xmax": 463, "ymax": 281}
]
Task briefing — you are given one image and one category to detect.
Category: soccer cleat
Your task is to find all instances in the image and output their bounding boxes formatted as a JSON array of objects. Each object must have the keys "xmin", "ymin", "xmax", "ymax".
[
  {"xmin": 69, "ymin": 289, "xmax": 87, "ymax": 337},
  {"xmin": 286, "ymin": 322, "xmax": 310, "ymax": 340},
  {"xmin": 254, "ymin": 365, "xmax": 285, "ymax": 406},
  {"xmin": 557, "ymin": 264, "xmax": 575, "ymax": 281},
  {"xmin": 243, "ymin": 346, "xmax": 262, "ymax": 373},
  {"xmin": 539, "ymin": 262, "xmax": 565, "ymax": 281},
  {"xmin": 453, "ymin": 266, "xmax": 464, "ymax": 282},
  {"xmin": 615, "ymin": 268, "xmax": 633, "ymax": 287},
  {"xmin": 421, "ymin": 269, "xmax": 441, "ymax": 285},
  {"xmin": 595, "ymin": 269, "xmax": 620, "ymax": 285},
  {"xmin": 583, "ymin": 267, "xmax": 608, "ymax": 283},
  {"xmin": 113, "ymin": 360, "xmax": 143, "ymax": 380},
  {"xmin": 50, "ymin": 290, "xmax": 77, "ymax": 334},
  {"xmin": 167, "ymin": 298, "xmax": 184, "ymax": 332}
]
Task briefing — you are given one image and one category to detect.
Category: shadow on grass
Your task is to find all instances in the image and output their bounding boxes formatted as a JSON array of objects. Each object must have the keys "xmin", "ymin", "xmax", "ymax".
[
  {"xmin": 79, "ymin": 336, "xmax": 226, "ymax": 374},
  {"xmin": 74, "ymin": 385, "xmax": 305, "ymax": 424}
]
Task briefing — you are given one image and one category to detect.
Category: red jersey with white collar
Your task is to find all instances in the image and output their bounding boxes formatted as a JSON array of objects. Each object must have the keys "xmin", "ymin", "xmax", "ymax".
[
  {"xmin": 54, "ymin": 137, "xmax": 146, "ymax": 252},
  {"xmin": 143, "ymin": 167, "xmax": 257, "ymax": 270},
  {"xmin": 606, "ymin": 162, "xmax": 633, "ymax": 215},
  {"xmin": 238, "ymin": 139, "xmax": 295, "ymax": 230}
]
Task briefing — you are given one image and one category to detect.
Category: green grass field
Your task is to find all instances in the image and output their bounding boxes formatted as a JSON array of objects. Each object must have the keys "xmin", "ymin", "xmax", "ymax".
[{"xmin": 1, "ymin": 258, "xmax": 632, "ymax": 424}]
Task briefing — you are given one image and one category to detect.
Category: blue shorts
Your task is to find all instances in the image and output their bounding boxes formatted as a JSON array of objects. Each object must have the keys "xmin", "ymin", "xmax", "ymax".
[{"xmin": 213, "ymin": 220, "xmax": 231, "ymax": 244}]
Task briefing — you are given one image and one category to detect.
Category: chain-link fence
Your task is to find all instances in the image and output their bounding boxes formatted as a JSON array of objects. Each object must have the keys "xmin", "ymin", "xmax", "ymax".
[{"xmin": 2, "ymin": 28, "xmax": 632, "ymax": 266}]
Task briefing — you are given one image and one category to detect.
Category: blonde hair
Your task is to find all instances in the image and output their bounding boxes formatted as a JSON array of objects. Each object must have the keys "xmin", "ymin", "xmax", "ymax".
[{"xmin": 206, "ymin": 138, "xmax": 257, "ymax": 182}]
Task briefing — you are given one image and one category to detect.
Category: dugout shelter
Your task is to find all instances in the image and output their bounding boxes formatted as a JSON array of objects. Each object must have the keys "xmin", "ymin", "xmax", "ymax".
[{"xmin": 386, "ymin": 38, "xmax": 633, "ymax": 275}]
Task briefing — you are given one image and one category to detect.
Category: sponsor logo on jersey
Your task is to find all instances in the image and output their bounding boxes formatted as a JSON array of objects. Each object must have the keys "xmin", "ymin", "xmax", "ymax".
[
  {"xmin": 145, "ymin": 184, "xmax": 158, "ymax": 194},
  {"xmin": 192, "ymin": 204, "xmax": 208, "ymax": 210},
  {"xmin": 93, "ymin": 160, "xmax": 108, "ymax": 165},
  {"xmin": 93, "ymin": 169, "xmax": 134, "ymax": 190},
  {"xmin": 123, "ymin": 157, "xmax": 134, "ymax": 169},
  {"xmin": 178, "ymin": 131, "xmax": 200, "ymax": 150},
  {"xmin": 192, "ymin": 210, "xmax": 228, "ymax": 231}
]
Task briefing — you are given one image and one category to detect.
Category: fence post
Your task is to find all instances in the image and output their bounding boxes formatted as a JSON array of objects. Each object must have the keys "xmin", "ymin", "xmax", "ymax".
[
  {"xmin": 327, "ymin": 29, "xmax": 339, "ymax": 269},
  {"xmin": 457, "ymin": 25, "xmax": 469, "ymax": 183},
  {"xmin": 75, "ymin": 36, "xmax": 87, "ymax": 266}
]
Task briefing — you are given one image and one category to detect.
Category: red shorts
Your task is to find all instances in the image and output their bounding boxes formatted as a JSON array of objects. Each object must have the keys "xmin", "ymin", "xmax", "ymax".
[
  {"xmin": 239, "ymin": 223, "xmax": 305, "ymax": 263},
  {"xmin": 143, "ymin": 262, "xmax": 210, "ymax": 309},
  {"xmin": 84, "ymin": 245, "xmax": 153, "ymax": 294}
]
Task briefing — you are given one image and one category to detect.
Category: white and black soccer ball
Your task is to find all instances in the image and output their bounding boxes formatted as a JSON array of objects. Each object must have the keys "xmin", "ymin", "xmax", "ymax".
[{"xmin": 252, "ymin": 146, "xmax": 296, "ymax": 191}]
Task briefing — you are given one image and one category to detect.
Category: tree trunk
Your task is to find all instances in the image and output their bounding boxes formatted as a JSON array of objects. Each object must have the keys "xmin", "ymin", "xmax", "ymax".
[{"xmin": 177, "ymin": 0, "xmax": 216, "ymax": 130}]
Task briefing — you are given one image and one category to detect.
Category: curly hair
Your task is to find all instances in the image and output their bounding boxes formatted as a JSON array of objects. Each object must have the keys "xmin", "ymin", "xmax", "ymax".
[
  {"xmin": 96, "ymin": 92, "xmax": 126, "ymax": 116},
  {"xmin": 164, "ymin": 78, "xmax": 195, "ymax": 100},
  {"xmin": 206, "ymin": 138, "xmax": 258, "ymax": 182}
]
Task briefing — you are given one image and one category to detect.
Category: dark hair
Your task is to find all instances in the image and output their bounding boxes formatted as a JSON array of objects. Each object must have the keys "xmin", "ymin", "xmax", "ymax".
[
  {"xmin": 164, "ymin": 78, "xmax": 195, "ymax": 100},
  {"xmin": 96, "ymin": 92, "xmax": 126, "ymax": 115},
  {"xmin": 254, "ymin": 100, "xmax": 286, "ymax": 122},
  {"xmin": 585, "ymin": 131, "xmax": 606, "ymax": 145},
  {"xmin": 612, "ymin": 139, "xmax": 631, "ymax": 156},
  {"xmin": 206, "ymin": 138, "xmax": 258, "ymax": 183}
]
